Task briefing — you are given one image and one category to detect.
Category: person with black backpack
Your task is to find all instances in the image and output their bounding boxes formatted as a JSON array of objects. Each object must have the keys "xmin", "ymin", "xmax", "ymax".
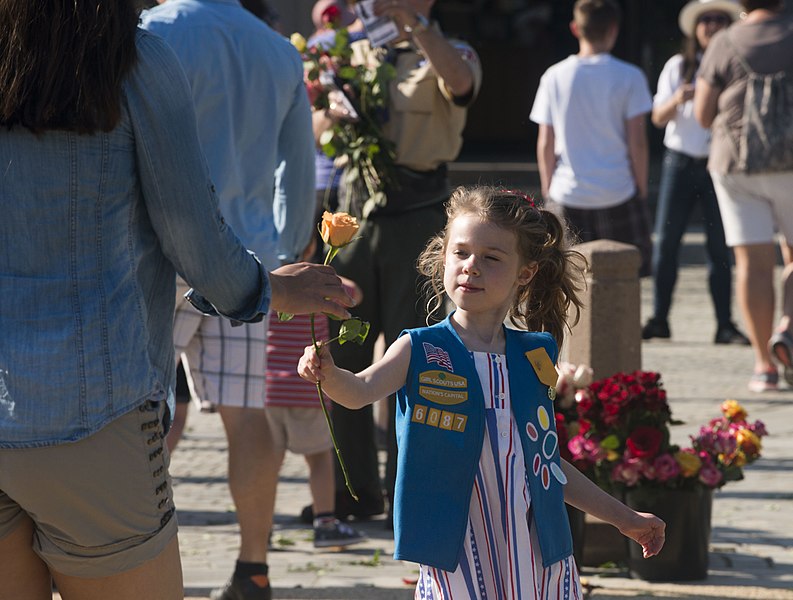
[{"xmin": 694, "ymin": 0, "xmax": 793, "ymax": 392}]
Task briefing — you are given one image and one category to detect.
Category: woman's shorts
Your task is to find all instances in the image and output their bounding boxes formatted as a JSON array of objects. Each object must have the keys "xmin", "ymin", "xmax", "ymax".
[
  {"xmin": 265, "ymin": 406, "xmax": 333, "ymax": 455},
  {"xmin": 0, "ymin": 401, "xmax": 177, "ymax": 578},
  {"xmin": 710, "ymin": 171, "xmax": 793, "ymax": 246}
]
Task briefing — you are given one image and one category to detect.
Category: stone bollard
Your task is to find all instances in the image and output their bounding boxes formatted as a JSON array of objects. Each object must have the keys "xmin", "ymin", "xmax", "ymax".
[
  {"xmin": 563, "ymin": 239, "xmax": 642, "ymax": 567},
  {"xmin": 563, "ymin": 239, "xmax": 642, "ymax": 379}
]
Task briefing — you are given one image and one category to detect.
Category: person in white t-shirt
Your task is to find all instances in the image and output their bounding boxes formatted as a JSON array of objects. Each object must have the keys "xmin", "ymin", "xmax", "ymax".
[
  {"xmin": 642, "ymin": 0, "xmax": 750, "ymax": 346},
  {"xmin": 530, "ymin": 0, "xmax": 653, "ymax": 275}
]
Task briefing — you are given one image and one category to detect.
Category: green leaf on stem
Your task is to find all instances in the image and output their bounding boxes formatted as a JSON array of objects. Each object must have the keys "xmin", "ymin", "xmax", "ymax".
[
  {"xmin": 277, "ymin": 312, "xmax": 295, "ymax": 322},
  {"xmin": 338, "ymin": 318, "xmax": 370, "ymax": 346},
  {"xmin": 601, "ymin": 434, "xmax": 621, "ymax": 450}
]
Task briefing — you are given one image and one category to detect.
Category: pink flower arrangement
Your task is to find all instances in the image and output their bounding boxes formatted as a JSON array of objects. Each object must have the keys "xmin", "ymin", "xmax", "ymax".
[{"xmin": 554, "ymin": 369, "xmax": 768, "ymax": 492}]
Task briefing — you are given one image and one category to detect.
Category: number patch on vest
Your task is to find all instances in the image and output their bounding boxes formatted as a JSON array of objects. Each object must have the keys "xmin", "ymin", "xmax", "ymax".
[{"xmin": 411, "ymin": 404, "xmax": 467, "ymax": 432}]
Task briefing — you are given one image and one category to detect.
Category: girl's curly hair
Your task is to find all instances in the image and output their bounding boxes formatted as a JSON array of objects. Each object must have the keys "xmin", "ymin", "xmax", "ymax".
[{"xmin": 417, "ymin": 186, "xmax": 587, "ymax": 348}]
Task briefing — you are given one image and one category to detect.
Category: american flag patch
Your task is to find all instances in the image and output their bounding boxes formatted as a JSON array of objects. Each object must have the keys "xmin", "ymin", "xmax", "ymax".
[{"xmin": 423, "ymin": 342, "xmax": 453, "ymax": 372}]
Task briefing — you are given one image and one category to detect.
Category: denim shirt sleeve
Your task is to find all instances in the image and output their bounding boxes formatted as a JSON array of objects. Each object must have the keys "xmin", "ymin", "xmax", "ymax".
[
  {"xmin": 125, "ymin": 30, "xmax": 270, "ymax": 321},
  {"xmin": 274, "ymin": 48, "xmax": 316, "ymax": 264}
]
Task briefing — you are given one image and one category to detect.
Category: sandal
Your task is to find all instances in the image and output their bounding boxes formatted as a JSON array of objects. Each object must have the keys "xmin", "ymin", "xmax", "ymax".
[
  {"xmin": 769, "ymin": 330, "xmax": 793, "ymax": 386},
  {"xmin": 748, "ymin": 370, "xmax": 779, "ymax": 393}
]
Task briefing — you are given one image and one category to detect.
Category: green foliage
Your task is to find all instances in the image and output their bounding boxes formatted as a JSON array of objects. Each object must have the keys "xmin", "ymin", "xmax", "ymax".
[
  {"xmin": 296, "ymin": 26, "xmax": 397, "ymax": 218},
  {"xmin": 338, "ymin": 318, "xmax": 370, "ymax": 346}
]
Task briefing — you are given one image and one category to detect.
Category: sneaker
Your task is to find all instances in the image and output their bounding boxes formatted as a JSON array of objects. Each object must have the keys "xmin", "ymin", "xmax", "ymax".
[
  {"xmin": 642, "ymin": 318, "xmax": 670, "ymax": 340},
  {"xmin": 313, "ymin": 518, "xmax": 368, "ymax": 548},
  {"xmin": 210, "ymin": 575, "xmax": 271, "ymax": 600},
  {"xmin": 748, "ymin": 370, "xmax": 779, "ymax": 393},
  {"xmin": 715, "ymin": 322, "xmax": 751, "ymax": 345}
]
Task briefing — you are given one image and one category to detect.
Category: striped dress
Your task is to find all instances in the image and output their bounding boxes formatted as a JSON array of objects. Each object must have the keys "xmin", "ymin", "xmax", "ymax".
[{"xmin": 415, "ymin": 352, "xmax": 581, "ymax": 600}]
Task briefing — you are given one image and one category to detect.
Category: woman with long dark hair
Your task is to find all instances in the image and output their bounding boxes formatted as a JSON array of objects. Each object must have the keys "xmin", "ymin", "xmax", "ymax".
[
  {"xmin": 642, "ymin": 0, "xmax": 748, "ymax": 346},
  {"xmin": 0, "ymin": 1, "xmax": 350, "ymax": 597}
]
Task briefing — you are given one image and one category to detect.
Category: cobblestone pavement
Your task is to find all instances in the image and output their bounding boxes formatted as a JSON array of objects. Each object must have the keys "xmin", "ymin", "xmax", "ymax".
[{"xmin": 113, "ymin": 235, "xmax": 793, "ymax": 600}]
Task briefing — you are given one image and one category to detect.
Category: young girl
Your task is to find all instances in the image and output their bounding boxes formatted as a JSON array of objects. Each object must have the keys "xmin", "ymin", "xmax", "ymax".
[{"xmin": 299, "ymin": 186, "xmax": 666, "ymax": 598}]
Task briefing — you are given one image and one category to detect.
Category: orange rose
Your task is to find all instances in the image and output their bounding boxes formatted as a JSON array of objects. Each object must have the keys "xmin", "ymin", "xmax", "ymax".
[{"xmin": 320, "ymin": 211, "xmax": 359, "ymax": 248}]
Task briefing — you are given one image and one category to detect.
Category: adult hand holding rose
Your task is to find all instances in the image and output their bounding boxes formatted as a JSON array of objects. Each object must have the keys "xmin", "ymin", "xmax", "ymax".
[
  {"xmin": 281, "ymin": 211, "xmax": 370, "ymax": 500},
  {"xmin": 269, "ymin": 262, "xmax": 354, "ymax": 320}
]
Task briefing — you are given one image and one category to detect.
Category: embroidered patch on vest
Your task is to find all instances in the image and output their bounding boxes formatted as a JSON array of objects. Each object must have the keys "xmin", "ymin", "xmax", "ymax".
[
  {"xmin": 423, "ymin": 342, "xmax": 454, "ymax": 371},
  {"xmin": 526, "ymin": 405, "xmax": 566, "ymax": 490},
  {"xmin": 418, "ymin": 370, "xmax": 468, "ymax": 405},
  {"xmin": 525, "ymin": 348, "xmax": 558, "ymax": 386},
  {"xmin": 411, "ymin": 404, "xmax": 467, "ymax": 432},
  {"xmin": 419, "ymin": 370, "xmax": 466, "ymax": 388},
  {"xmin": 418, "ymin": 386, "xmax": 468, "ymax": 405}
]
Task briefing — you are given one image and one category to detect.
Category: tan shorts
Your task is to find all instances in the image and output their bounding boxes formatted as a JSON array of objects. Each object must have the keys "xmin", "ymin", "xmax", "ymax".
[
  {"xmin": 173, "ymin": 279, "xmax": 268, "ymax": 409},
  {"xmin": 0, "ymin": 401, "xmax": 177, "ymax": 578},
  {"xmin": 710, "ymin": 171, "xmax": 793, "ymax": 247},
  {"xmin": 265, "ymin": 406, "xmax": 333, "ymax": 455}
]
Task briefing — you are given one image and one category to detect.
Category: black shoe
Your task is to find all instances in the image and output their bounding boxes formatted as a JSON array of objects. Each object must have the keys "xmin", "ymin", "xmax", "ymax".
[
  {"xmin": 334, "ymin": 488, "xmax": 385, "ymax": 520},
  {"xmin": 299, "ymin": 503, "xmax": 314, "ymax": 524},
  {"xmin": 715, "ymin": 322, "xmax": 751, "ymax": 345},
  {"xmin": 642, "ymin": 318, "xmax": 670, "ymax": 340},
  {"xmin": 210, "ymin": 575, "xmax": 271, "ymax": 600},
  {"xmin": 299, "ymin": 489, "xmax": 385, "ymax": 524}
]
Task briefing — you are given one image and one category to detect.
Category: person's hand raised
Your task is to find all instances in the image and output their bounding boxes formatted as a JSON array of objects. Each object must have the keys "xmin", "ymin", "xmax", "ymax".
[{"xmin": 269, "ymin": 262, "xmax": 354, "ymax": 319}]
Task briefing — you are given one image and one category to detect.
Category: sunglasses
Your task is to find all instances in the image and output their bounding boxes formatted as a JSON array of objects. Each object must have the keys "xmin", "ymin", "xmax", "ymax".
[{"xmin": 697, "ymin": 14, "xmax": 731, "ymax": 26}]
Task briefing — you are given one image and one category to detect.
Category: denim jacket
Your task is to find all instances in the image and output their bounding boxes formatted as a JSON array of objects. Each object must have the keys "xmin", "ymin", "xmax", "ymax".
[{"xmin": 0, "ymin": 30, "xmax": 269, "ymax": 448}]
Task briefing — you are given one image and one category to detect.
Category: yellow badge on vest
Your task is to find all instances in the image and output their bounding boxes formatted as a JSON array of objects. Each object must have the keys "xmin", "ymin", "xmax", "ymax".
[
  {"xmin": 525, "ymin": 348, "xmax": 558, "ymax": 387},
  {"xmin": 417, "ymin": 370, "xmax": 468, "ymax": 405}
]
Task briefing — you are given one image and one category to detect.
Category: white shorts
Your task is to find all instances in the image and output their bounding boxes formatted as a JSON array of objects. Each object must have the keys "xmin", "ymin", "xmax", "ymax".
[
  {"xmin": 173, "ymin": 280, "xmax": 268, "ymax": 409},
  {"xmin": 710, "ymin": 171, "xmax": 793, "ymax": 247},
  {"xmin": 265, "ymin": 406, "xmax": 333, "ymax": 455}
]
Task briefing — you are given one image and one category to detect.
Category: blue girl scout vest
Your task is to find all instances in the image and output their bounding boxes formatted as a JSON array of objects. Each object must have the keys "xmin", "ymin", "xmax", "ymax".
[{"xmin": 393, "ymin": 315, "xmax": 573, "ymax": 571}]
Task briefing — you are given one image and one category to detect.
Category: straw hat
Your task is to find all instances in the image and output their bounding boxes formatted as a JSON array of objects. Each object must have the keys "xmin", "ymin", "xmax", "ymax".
[{"xmin": 678, "ymin": 0, "xmax": 743, "ymax": 37}]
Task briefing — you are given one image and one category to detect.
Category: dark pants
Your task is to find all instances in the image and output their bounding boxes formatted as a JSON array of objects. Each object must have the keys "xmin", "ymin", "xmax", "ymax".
[
  {"xmin": 651, "ymin": 149, "xmax": 733, "ymax": 325},
  {"xmin": 329, "ymin": 203, "xmax": 447, "ymax": 516},
  {"xmin": 554, "ymin": 194, "xmax": 654, "ymax": 277}
]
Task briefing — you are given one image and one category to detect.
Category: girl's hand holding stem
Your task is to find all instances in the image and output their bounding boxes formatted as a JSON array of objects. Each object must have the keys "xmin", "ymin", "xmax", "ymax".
[{"xmin": 298, "ymin": 342, "xmax": 335, "ymax": 385}]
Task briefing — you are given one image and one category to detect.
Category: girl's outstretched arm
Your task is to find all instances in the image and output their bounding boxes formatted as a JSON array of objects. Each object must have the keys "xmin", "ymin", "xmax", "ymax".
[
  {"xmin": 561, "ymin": 459, "xmax": 666, "ymax": 559},
  {"xmin": 298, "ymin": 334, "xmax": 412, "ymax": 410}
]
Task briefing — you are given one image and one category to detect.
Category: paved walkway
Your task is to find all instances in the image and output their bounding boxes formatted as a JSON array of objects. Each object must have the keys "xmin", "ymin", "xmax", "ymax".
[{"xmin": 167, "ymin": 234, "xmax": 793, "ymax": 600}]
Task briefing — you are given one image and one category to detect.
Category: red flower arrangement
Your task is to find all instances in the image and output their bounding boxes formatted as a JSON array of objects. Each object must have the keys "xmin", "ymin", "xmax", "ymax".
[{"xmin": 554, "ymin": 369, "xmax": 768, "ymax": 492}]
